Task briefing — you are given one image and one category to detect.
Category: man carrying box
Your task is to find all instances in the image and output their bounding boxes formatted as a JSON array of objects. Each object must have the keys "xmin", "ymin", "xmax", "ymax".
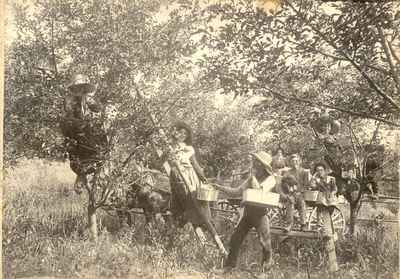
[{"xmin": 213, "ymin": 151, "xmax": 276, "ymax": 272}]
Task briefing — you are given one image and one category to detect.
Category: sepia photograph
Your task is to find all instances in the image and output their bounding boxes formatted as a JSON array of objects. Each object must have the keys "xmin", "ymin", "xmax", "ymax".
[{"xmin": 2, "ymin": 0, "xmax": 399, "ymax": 278}]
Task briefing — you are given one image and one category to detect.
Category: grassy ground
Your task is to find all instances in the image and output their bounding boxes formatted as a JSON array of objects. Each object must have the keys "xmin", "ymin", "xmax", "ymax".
[{"xmin": 3, "ymin": 159, "xmax": 399, "ymax": 279}]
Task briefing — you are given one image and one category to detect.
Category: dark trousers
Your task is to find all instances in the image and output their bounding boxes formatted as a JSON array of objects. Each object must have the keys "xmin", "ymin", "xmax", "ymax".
[
  {"xmin": 225, "ymin": 205, "xmax": 272, "ymax": 268},
  {"xmin": 284, "ymin": 194, "xmax": 306, "ymax": 226},
  {"xmin": 367, "ymin": 180, "xmax": 378, "ymax": 194}
]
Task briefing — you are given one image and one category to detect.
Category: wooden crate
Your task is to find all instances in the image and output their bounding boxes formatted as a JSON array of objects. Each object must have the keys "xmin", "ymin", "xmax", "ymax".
[
  {"xmin": 242, "ymin": 189, "xmax": 281, "ymax": 208},
  {"xmin": 197, "ymin": 184, "xmax": 219, "ymax": 201},
  {"xmin": 304, "ymin": 190, "xmax": 319, "ymax": 202}
]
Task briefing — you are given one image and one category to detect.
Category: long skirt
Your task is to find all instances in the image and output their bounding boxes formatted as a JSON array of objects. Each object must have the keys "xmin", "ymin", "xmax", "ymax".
[{"xmin": 169, "ymin": 166, "xmax": 212, "ymax": 229}]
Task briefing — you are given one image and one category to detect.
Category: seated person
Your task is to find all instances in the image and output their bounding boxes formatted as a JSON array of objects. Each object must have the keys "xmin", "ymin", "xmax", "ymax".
[
  {"xmin": 310, "ymin": 163, "xmax": 337, "ymax": 227},
  {"xmin": 280, "ymin": 174, "xmax": 307, "ymax": 232},
  {"xmin": 271, "ymin": 148, "xmax": 287, "ymax": 174}
]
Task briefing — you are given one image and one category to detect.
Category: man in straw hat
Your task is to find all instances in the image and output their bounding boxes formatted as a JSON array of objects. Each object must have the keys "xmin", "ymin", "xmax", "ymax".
[
  {"xmin": 213, "ymin": 151, "xmax": 276, "ymax": 272},
  {"xmin": 60, "ymin": 74, "xmax": 107, "ymax": 194}
]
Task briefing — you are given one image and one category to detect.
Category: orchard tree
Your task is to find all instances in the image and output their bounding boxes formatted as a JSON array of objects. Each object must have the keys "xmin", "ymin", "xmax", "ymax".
[
  {"xmin": 199, "ymin": 0, "xmax": 399, "ymax": 234},
  {"xmin": 5, "ymin": 0, "xmax": 211, "ymax": 239},
  {"xmin": 6, "ymin": 0, "xmax": 263, "ymax": 239}
]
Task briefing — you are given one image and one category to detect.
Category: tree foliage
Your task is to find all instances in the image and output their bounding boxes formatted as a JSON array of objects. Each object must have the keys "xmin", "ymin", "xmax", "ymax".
[
  {"xmin": 201, "ymin": 0, "xmax": 400, "ymax": 128},
  {"xmin": 5, "ymin": 0, "xmax": 263, "ymax": 178}
]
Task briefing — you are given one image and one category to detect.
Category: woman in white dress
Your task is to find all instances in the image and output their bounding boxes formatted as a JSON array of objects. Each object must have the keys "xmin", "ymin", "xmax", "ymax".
[{"xmin": 167, "ymin": 121, "xmax": 227, "ymax": 255}]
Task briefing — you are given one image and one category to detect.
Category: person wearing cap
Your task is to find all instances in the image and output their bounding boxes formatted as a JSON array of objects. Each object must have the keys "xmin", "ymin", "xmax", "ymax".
[
  {"xmin": 213, "ymin": 151, "xmax": 275, "ymax": 272},
  {"xmin": 60, "ymin": 74, "xmax": 107, "ymax": 194},
  {"xmin": 62, "ymin": 74, "xmax": 102, "ymax": 125},
  {"xmin": 281, "ymin": 153, "xmax": 310, "ymax": 231}
]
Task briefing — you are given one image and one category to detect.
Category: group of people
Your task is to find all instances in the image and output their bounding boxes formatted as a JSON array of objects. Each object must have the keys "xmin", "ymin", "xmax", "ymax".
[
  {"xmin": 166, "ymin": 121, "xmax": 338, "ymax": 272},
  {"xmin": 59, "ymin": 74, "xmax": 351, "ymax": 273}
]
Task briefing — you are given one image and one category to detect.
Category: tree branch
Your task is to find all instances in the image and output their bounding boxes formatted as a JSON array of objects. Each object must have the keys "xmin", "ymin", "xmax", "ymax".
[
  {"xmin": 50, "ymin": 14, "xmax": 58, "ymax": 78},
  {"xmin": 378, "ymin": 26, "xmax": 400, "ymax": 94},
  {"xmin": 387, "ymin": 40, "xmax": 400, "ymax": 65},
  {"xmin": 134, "ymin": 84, "xmax": 171, "ymax": 174},
  {"xmin": 287, "ymin": 39, "xmax": 345, "ymax": 61},
  {"xmin": 368, "ymin": 121, "xmax": 381, "ymax": 147},
  {"xmin": 288, "ymin": 39, "xmax": 391, "ymax": 75},
  {"xmin": 285, "ymin": 0, "xmax": 400, "ymax": 113},
  {"xmin": 95, "ymin": 188, "xmax": 113, "ymax": 209},
  {"xmin": 340, "ymin": 50, "xmax": 400, "ymax": 113},
  {"xmin": 262, "ymin": 86, "xmax": 400, "ymax": 127},
  {"xmin": 347, "ymin": 123, "xmax": 363, "ymax": 176}
]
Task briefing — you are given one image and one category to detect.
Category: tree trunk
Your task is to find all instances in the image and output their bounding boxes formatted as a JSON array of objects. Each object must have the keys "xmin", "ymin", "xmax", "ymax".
[
  {"xmin": 88, "ymin": 197, "xmax": 98, "ymax": 241},
  {"xmin": 349, "ymin": 200, "xmax": 360, "ymax": 236}
]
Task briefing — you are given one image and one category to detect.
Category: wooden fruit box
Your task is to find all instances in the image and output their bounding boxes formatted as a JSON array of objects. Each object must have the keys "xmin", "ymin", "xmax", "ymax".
[
  {"xmin": 242, "ymin": 189, "xmax": 281, "ymax": 208},
  {"xmin": 197, "ymin": 184, "xmax": 219, "ymax": 201},
  {"xmin": 304, "ymin": 190, "xmax": 319, "ymax": 202}
]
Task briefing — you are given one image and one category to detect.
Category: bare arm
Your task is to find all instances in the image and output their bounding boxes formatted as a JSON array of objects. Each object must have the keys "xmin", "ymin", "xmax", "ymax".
[
  {"xmin": 310, "ymin": 176, "xmax": 318, "ymax": 190},
  {"xmin": 330, "ymin": 177, "xmax": 337, "ymax": 194},
  {"xmin": 86, "ymin": 95, "xmax": 103, "ymax": 113},
  {"xmin": 213, "ymin": 178, "xmax": 249, "ymax": 197},
  {"xmin": 190, "ymin": 155, "xmax": 207, "ymax": 183}
]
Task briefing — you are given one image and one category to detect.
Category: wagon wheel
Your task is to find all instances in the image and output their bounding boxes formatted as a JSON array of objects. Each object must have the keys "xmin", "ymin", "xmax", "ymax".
[
  {"xmin": 217, "ymin": 199, "xmax": 240, "ymax": 211},
  {"xmin": 214, "ymin": 200, "xmax": 241, "ymax": 225},
  {"xmin": 307, "ymin": 206, "xmax": 345, "ymax": 241}
]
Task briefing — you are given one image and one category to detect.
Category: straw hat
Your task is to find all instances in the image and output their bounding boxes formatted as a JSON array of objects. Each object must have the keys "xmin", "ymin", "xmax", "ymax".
[
  {"xmin": 67, "ymin": 74, "xmax": 95, "ymax": 93},
  {"xmin": 251, "ymin": 151, "xmax": 273, "ymax": 175}
]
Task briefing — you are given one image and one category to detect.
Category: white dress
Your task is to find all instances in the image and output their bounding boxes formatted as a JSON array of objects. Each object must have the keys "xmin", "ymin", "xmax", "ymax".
[{"xmin": 171, "ymin": 143, "xmax": 201, "ymax": 193}]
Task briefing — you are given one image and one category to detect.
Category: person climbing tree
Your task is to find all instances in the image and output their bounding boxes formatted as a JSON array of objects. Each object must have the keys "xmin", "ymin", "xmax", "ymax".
[
  {"xmin": 364, "ymin": 146, "xmax": 382, "ymax": 199},
  {"xmin": 60, "ymin": 74, "xmax": 108, "ymax": 194},
  {"xmin": 310, "ymin": 108, "xmax": 342, "ymax": 175}
]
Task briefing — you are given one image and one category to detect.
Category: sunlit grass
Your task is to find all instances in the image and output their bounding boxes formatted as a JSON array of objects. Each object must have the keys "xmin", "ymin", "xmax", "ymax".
[{"xmin": 3, "ymin": 159, "xmax": 399, "ymax": 279}]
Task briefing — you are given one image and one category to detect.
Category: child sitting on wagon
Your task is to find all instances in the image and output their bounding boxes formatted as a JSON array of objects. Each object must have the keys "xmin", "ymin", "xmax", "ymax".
[
  {"xmin": 280, "ymin": 154, "xmax": 310, "ymax": 232},
  {"xmin": 310, "ymin": 162, "xmax": 337, "ymax": 227},
  {"xmin": 280, "ymin": 174, "xmax": 307, "ymax": 232}
]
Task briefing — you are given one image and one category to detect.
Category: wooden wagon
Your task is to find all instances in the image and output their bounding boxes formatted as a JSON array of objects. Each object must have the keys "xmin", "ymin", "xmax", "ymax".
[{"xmin": 209, "ymin": 172, "xmax": 346, "ymax": 242}]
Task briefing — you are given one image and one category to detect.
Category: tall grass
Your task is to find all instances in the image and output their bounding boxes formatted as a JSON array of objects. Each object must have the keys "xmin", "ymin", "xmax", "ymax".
[{"xmin": 3, "ymin": 159, "xmax": 399, "ymax": 279}]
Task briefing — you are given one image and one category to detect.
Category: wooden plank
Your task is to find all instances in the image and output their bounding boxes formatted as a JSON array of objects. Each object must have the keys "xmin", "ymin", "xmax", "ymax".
[
  {"xmin": 362, "ymin": 201, "xmax": 399, "ymax": 205},
  {"xmin": 361, "ymin": 196, "xmax": 400, "ymax": 204},
  {"xmin": 269, "ymin": 227, "xmax": 329, "ymax": 239},
  {"xmin": 356, "ymin": 218, "xmax": 398, "ymax": 223},
  {"xmin": 210, "ymin": 208, "xmax": 238, "ymax": 214},
  {"xmin": 361, "ymin": 199, "xmax": 399, "ymax": 205},
  {"xmin": 377, "ymin": 195, "xmax": 400, "ymax": 200},
  {"xmin": 321, "ymin": 208, "xmax": 339, "ymax": 273}
]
